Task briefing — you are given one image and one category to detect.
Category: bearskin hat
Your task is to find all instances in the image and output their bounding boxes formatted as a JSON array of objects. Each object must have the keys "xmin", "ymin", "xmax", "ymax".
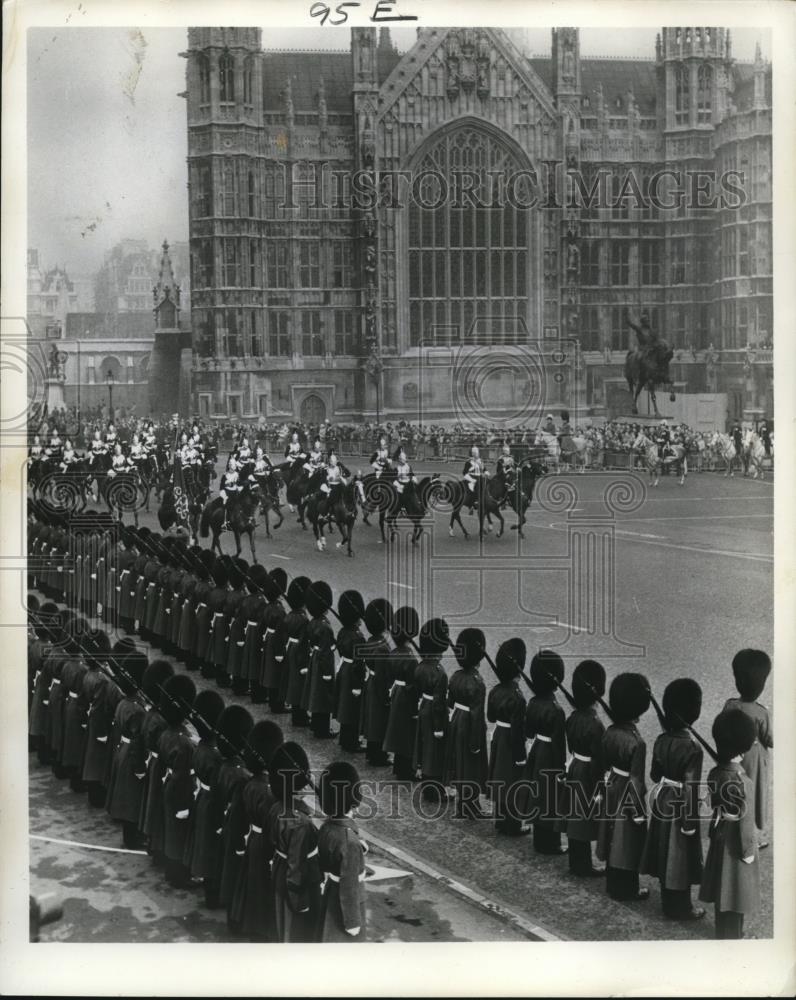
[
  {"xmin": 211, "ymin": 559, "xmax": 229, "ymax": 589},
  {"xmin": 192, "ymin": 689, "xmax": 226, "ymax": 740},
  {"xmin": 110, "ymin": 638, "xmax": 148, "ymax": 695},
  {"xmin": 305, "ymin": 580, "xmax": 333, "ymax": 619},
  {"xmin": 712, "ymin": 708, "xmax": 757, "ymax": 762},
  {"xmin": 529, "ymin": 649, "xmax": 565, "ymax": 695},
  {"xmin": 84, "ymin": 628, "xmax": 111, "ymax": 669},
  {"xmin": 142, "ymin": 658, "xmax": 174, "ymax": 702},
  {"xmin": 245, "ymin": 719, "xmax": 284, "ymax": 773},
  {"xmin": 418, "ymin": 618, "xmax": 450, "ymax": 657},
  {"xmin": 338, "ymin": 590, "xmax": 366, "ymax": 629},
  {"xmin": 159, "ymin": 674, "xmax": 197, "ymax": 726},
  {"xmin": 27, "ymin": 593, "xmax": 40, "ymax": 614},
  {"xmin": 217, "ymin": 704, "xmax": 255, "ymax": 758},
  {"xmin": 662, "ymin": 678, "xmax": 703, "ymax": 730},
  {"xmin": 496, "ymin": 638, "xmax": 526, "ymax": 683},
  {"xmin": 336, "ymin": 629, "xmax": 357, "ymax": 661},
  {"xmin": 608, "ymin": 672, "xmax": 652, "ymax": 724},
  {"xmin": 247, "ymin": 562, "xmax": 269, "ymax": 593},
  {"xmin": 391, "ymin": 605, "xmax": 420, "ymax": 644},
  {"xmin": 263, "ymin": 568, "xmax": 288, "ymax": 603},
  {"xmin": 33, "ymin": 601, "xmax": 60, "ymax": 641},
  {"xmin": 269, "ymin": 741, "xmax": 311, "ymax": 801},
  {"xmin": 318, "ymin": 760, "xmax": 362, "ymax": 818},
  {"xmin": 227, "ymin": 558, "xmax": 247, "ymax": 591},
  {"xmin": 731, "ymin": 648, "xmax": 772, "ymax": 702},
  {"xmin": 453, "ymin": 628, "xmax": 486, "ymax": 670},
  {"xmin": 286, "ymin": 576, "xmax": 311, "ymax": 611},
  {"xmin": 571, "ymin": 659, "xmax": 606, "ymax": 710},
  {"xmin": 364, "ymin": 598, "xmax": 393, "ymax": 638}
]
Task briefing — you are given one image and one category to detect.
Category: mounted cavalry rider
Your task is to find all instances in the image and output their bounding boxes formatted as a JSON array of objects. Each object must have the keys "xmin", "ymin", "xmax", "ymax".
[
  {"xmin": 88, "ymin": 428, "xmax": 107, "ymax": 467},
  {"xmin": 463, "ymin": 445, "xmax": 486, "ymax": 514},
  {"xmin": 235, "ymin": 435, "xmax": 252, "ymax": 467},
  {"xmin": 731, "ymin": 419, "xmax": 743, "ymax": 458},
  {"xmin": 107, "ymin": 442, "xmax": 132, "ymax": 478},
  {"xmin": 105, "ymin": 422, "xmax": 118, "ymax": 451},
  {"xmin": 59, "ymin": 438, "xmax": 78, "ymax": 474},
  {"xmin": 656, "ymin": 419, "xmax": 674, "ymax": 461},
  {"xmin": 28, "ymin": 434, "xmax": 44, "ymax": 469},
  {"xmin": 129, "ymin": 433, "xmax": 147, "ymax": 474},
  {"xmin": 219, "ymin": 456, "xmax": 244, "ymax": 529},
  {"xmin": 45, "ymin": 428, "xmax": 63, "ymax": 464},
  {"xmin": 285, "ymin": 429, "xmax": 306, "ymax": 468},
  {"xmin": 759, "ymin": 420, "xmax": 772, "ymax": 457},
  {"xmin": 190, "ymin": 422, "xmax": 204, "ymax": 455},
  {"xmin": 322, "ymin": 452, "xmax": 348, "ymax": 503},
  {"xmin": 370, "ymin": 435, "xmax": 392, "ymax": 478},
  {"xmin": 495, "ymin": 442, "xmax": 517, "ymax": 487},
  {"xmin": 143, "ymin": 421, "xmax": 157, "ymax": 453},
  {"xmin": 250, "ymin": 445, "xmax": 279, "ymax": 505},
  {"xmin": 394, "ymin": 446, "xmax": 417, "ymax": 497},
  {"xmin": 304, "ymin": 437, "xmax": 326, "ymax": 475}
]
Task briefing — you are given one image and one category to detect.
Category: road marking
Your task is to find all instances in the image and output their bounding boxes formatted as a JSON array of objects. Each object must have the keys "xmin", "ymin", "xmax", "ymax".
[
  {"xmin": 614, "ymin": 513, "xmax": 773, "ymax": 524},
  {"xmin": 268, "ymin": 553, "xmax": 292, "ymax": 560},
  {"xmin": 364, "ymin": 863, "xmax": 412, "ymax": 883},
  {"xmin": 30, "ymin": 834, "xmax": 147, "ymax": 856},
  {"xmin": 614, "ymin": 529, "xmax": 665, "ymax": 539},
  {"xmin": 390, "ymin": 582, "xmax": 414, "ymax": 590}
]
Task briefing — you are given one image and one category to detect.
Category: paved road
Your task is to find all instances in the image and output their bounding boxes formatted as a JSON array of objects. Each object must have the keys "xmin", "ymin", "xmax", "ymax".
[{"xmin": 35, "ymin": 466, "xmax": 773, "ymax": 941}]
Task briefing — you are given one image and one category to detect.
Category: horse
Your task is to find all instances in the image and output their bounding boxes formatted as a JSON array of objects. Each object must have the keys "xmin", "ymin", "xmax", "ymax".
[
  {"xmin": 86, "ymin": 451, "xmax": 112, "ymax": 502},
  {"xmin": 742, "ymin": 429, "xmax": 766, "ymax": 480},
  {"xmin": 624, "ymin": 344, "xmax": 676, "ymax": 417},
  {"xmin": 632, "ymin": 432, "xmax": 687, "ymax": 487},
  {"xmin": 35, "ymin": 458, "xmax": 94, "ymax": 513},
  {"xmin": 327, "ymin": 480, "xmax": 359, "ymax": 557},
  {"xmin": 565, "ymin": 434, "xmax": 595, "ymax": 473},
  {"xmin": 199, "ymin": 487, "xmax": 260, "ymax": 561},
  {"xmin": 359, "ymin": 468, "xmax": 400, "ymax": 541},
  {"xmin": 710, "ymin": 432, "xmax": 740, "ymax": 478},
  {"xmin": 283, "ymin": 465, "xmax": 326, "ymax": 529},
  {"xmin": 534, "ymin": 432, "xmax": 561, "ymax": 472}
]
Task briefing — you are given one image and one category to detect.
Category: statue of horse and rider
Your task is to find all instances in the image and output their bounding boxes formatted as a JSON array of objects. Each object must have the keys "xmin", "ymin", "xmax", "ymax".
[{"xmin": 623, "ymin": 307, "xmax": 676, "ymax": 417}]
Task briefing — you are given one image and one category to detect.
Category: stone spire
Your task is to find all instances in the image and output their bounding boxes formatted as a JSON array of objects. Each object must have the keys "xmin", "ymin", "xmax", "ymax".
[{"xmin": 153, "ymin": 239, "xmax": 180, "ymax": 329}]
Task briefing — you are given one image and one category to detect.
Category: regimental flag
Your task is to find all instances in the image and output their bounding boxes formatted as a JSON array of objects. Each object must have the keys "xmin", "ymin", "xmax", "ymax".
[{"xmin": 173, "ymin": 448, "xmax": 190, "ymax": 529}]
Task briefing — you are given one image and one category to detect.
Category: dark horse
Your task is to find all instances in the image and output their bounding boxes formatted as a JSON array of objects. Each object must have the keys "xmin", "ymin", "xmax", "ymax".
[
  {"xmin": 623, "ymin": 308, "xmax": 676, "ymax": 417},
  {"xmin": 306, "ymin": 479, "xmax": 359, "ymax": 557},
  {"xmin": 448, "ymin": 460, "xmax": 547, "ymax": 539},
  {"xmin": 199, "ymin": 488, "xmax": 260, "ymax": 561}
]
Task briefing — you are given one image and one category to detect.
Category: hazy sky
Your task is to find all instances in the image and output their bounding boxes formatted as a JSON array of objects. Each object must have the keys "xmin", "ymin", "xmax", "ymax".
[{"xmin": 27, "ymin": 25, "xmax": 770, "ymax": 277}]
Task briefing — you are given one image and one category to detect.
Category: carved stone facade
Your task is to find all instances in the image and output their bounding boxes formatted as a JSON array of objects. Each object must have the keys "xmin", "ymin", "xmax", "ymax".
[{"xmin": 183, "ymin": 26, "xmax": 772, "ymax": 424}]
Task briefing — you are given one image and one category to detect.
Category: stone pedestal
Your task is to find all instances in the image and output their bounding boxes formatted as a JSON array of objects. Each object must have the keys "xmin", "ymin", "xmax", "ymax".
[{"xmin": 45, "ymin": 377, "xmax": 66, "ymax": 412}]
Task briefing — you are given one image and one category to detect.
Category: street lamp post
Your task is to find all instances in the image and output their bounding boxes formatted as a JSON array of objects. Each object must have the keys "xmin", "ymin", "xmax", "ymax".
[{"xmin": 106, "ymin": 369, "xmax": 115, "ymax": 420}]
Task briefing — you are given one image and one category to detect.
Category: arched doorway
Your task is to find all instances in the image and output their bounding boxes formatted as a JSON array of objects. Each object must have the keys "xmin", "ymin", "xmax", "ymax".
[{"xmin": 300, "ymin": 393, "xmax": 326, "ymax": 425}]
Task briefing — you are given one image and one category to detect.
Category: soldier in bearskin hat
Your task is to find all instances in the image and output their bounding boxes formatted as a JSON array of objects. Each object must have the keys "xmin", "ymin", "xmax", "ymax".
[
  {"xmin": 257, "ymin": 568, "xmax": 288, "ymax": 709},
  {"xmin": 190, "ymin": 549, "xmax": 217, "ymax": 678},
  {"xmin": 360, "ymin": 598, "xmax": 394, "ymax": 766},
  {"xmin": 28, "ymin": 601, "xmax": 62, "ymax": 761},
  {"xmin": 383, "ymin": 605, "xmax": 421, "ymax": 781},
  {"xmin": 82, "ymin": 625, "xmax": 124, "ymax": 809},
  {"xmin": 214, "ymin": 704, "xmax": 255, "ymax": 916},
  {"xmin": 413, "ymin": 618, "xmax": 450, "ymax": 803},
  {"xmin": 183, "ymin": 688, "xmax": 226, "ymax": 907},
  {"xmin": 597, "ymin": 672, "xmax": 652, "ymax": 901},
  {"xmin": 445, "ymin": 628, "xmax": 488, "ymax": 819},
  {"xmin": 226, "ymin": 558, "xmax": 251, "ymax": 696},
  {"xmin": 724, "ymin": 648, "xmax": 772, "ymax": 848},
  {"xmin": 562, "ymin": 659, "xmax": 607, "ymax": 877},
  {"xmin": 207, "ymin": 557, "xmax": 231, "ymax": 687},
  {"xmin": 138, "ymin": 658, "xmax": 175, "ymax": 864},
  {"xmin": 522, "ymin": 649, "xmax": 567, "ymax": 854},
  {"xmin": 105, "ymin": 639, "xmax": 149, "ymax": 848},
  {"xmin": 640, "ymin": 677, "xmax": 705, "ymax": 920},
  {"xmin": 117, "ymin": 527, "xmax": 141, "ymax": 636},
  {"xmin": 334, "ymin": 590, "xmax": 367, "ymax": 754},
  {"xmin": 305, "ymin": 580, "xmax": 337, "ymax": 739},
  {"xmin": 158, "ymin": 674, "xmax": 198, "ymax": 888},
  {"xmin": 316, "ymin": 761, "xmax": 368, "ymax": 942},
  {"xmin": 231, "ymin": 720, "xmax": 284, "ymax": 940},
  {"xmin": 239, "ymin": 563, "xmax": 268, "ymax": 697},
  {"xmin": 699, "ymin": 709, "xmax": 760, "ymax": 938},
  {"xmin": 283, "ymin": 576, "xmax": 312, "ymax": 726},
  {"xmin": 268, "ymin": 741, "xmax": 322, "ymax": 943},
  {"xmin": 487, "ymin": 637, "xmax": 528, "ymax": 836},
  {"xmin": 59, "ymin": 636, "xmax": 90, "ymax": 791}
]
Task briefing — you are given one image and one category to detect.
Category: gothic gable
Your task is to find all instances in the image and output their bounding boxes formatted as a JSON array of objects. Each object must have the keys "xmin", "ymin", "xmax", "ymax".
[{"xmin": 377, "ymin": 27, "xmax": 556, "ymax": 129}]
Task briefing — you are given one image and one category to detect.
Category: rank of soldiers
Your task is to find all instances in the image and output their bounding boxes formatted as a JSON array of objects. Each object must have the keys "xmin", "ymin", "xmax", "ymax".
[{"xmin": 27, "ymin": 506, "xmax": 771, "ymax": 942}]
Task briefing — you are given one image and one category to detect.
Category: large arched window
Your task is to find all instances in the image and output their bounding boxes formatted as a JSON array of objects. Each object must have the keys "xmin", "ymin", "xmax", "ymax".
[
  {"xmin": 243, "ymin": 56, "xmax": 253, "ymax": 106},
  {"xmin": 219, "ymin": 50, "xmax": 235, "ymax": 102},
  {"xmin": 407, "ymin": 124, "xmax": 533, "ymax": 346}
]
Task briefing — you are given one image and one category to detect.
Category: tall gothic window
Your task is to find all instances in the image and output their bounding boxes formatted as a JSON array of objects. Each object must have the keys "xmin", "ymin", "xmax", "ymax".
[
  {"xmin": 248, "ymin": 171, "xmax": 256, "ymax": 217},
  {"xmin": 697, "ymin": 64, "xmax": 713, "ymax": 123},
  {"xmin": 219, "ymin": 51, "xmax": 235, "ymax": 102},
  {"xmin": 221, "ymin": 163, "xmax": 236, "ymax": 216},
  {"xmin": 407, "ymin": 125, "xmax": 532, "ymax": 346},
  {"xmin": 675, "ymin": 65, "xmax": 690, "ymax": 125},
  {"xmin": 198, "ymin": 55, "xmax": 211, "ymax": 106},
  {"xmin": 243, "ymin": 56, "xmax": 253, "ymax": 106}
]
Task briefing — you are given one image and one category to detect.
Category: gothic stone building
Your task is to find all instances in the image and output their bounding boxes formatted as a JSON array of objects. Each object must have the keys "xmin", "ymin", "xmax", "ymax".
[{"xmin": 184, "ymin": 26, "xmax": 772, "ymax": 428}]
